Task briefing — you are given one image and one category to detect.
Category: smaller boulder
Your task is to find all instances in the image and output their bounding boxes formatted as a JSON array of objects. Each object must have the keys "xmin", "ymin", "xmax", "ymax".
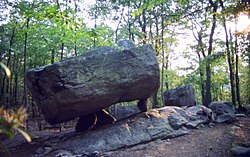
[
  {"xmin": 163, "ymin": 84, "xmax": 196, "ymax": 107},
  {"xmin": 158, "ymin": 106, "xmax": 211, "ymax": 129},
  {"xmin": 117, "ymin": 40, "xmax": 136, "ymax": 50},
  {"xmin": 110, "ymin": 105, "xmax": 140, "ymax": 121},
  {"xmin": 215, "ymin": 113, "xmax": 236, "ymax": 123},
  {"xmin": 185, "ymin": 105, "xmax": 214, "ymax": 128},
  {"xmin": 230, "ymin": 146, "xmax": 250, "ymax": 156},
  {"xmin": 208, "ymin": 101, "xmax": 236, "ymax": 123}
]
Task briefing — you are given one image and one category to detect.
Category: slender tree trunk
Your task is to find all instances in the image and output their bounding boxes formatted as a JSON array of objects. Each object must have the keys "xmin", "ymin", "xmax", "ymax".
[
  {"xmin": 161, "ymin": 6, "xmax": 165, "ymax": 103},
  {"xmin": 152, "ymin": 91, "xmax": 159, "ymax": 108},
  {"xmin": 191, "ymin": 19, "xmax": 206, "ymax": 105},
  {"xmin": 197, "ymin": 52, "xmax": 205, "ymax": 105},
  {"xmin": 155, "ymin": 15, "xmax": 160, "ymax": 55},
  {"xmin": 219, "ymin": 0, "xmax": 236, "ymax": 106},
  {"xmin": 94, "ymin": 1, "xmax": 97, "ymax": 47},
  {"xmin": 138, "ymin": 0, "xmax": 147, "ymax": 44},
  {"xmin": 204, "ymin": 63, "xmax": 212, "ymax": 105},
  {"xmin": 23, "ymin": 18, "xmax": 30, "ymax": 109},
  {"xmin": 128, "ymin": 0, "xmax": 131, "ymax": 40},
  {"xmin": 9, "ymin": 51, "xmax": 15, "ymax": 106},
  {"xmin": 115, "ymin": 6, "xmax": 124, "ymax": 43},
  {"xmin": 14, "ymin": 54, "xmax": 19, "ymax": 105},
  {"xmin": 142, "ymin": 9, "xmax": 147, "ymax": 44},
  {"xmin": 235, "ymin": 44, "xmax": 241, "ymax": 107},
  {"xmin": 204, "ymin": 0, "xmax": 217, "ymax": 106},
  {"xmin": 234, "ymin": 17, "xmax": 241, "ymax": 108},
  {"xmin": 56, "ymin": 0, "xmax": 66, "ymax": 61},
  {"xmin": 198, "ymin": 31, "xmax": 206, "ymax": 105},
  {"xmin": 51, "ymin": 49, "xmax": 55, "ymax": 64},
  {"xmin": 74, "ymin": 0, "xmax": 78, "ymax": 56},
  {"xmin": 61, "ymin": 43, "xmax": 64, "ymax": 61}
]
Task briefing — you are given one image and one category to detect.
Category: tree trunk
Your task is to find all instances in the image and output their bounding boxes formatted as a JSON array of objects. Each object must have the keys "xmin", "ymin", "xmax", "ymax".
[
  {"xmin": 61, "ymin": 43, "xmax": 64, "ymax": 61},
  {"xmin": 14, "ymin": 54, "xmax": 19, "ymax": 105},
  {"xmin": 155, "ymin": 14, "xmax": 160, "ymax": 55},
  {"xmin": 204, "ymin": 0, "xmax": 217, "ymax": 106},
  {"xmin": 197, "ymin": 52, "xmax": 205, "ymax": 105},
  {"xmin": 161, "ymin": 6, "xmax": 165, "ymax": 103},
  {"xmin": 128, "ymin": 0, "xmax": 131, "ymax": 40},
  {"xmin": 51, "ymin": 49, "xmax": 55, "ymax": 64},
  {"xmin": 152, "ymin": 90, "xmax": 159, "ymax": 108},
  {"xmin": 142, "ymin": 12, "xmax": 146, "ymax": 44},
  {"xmin": 234, "ymin": 17, "xmax": 241, "ymax": 108},
  {"xmin": 23, "ymin": 18, "xmax": 30, "ymax": 109},
  {"xmin": 204, "ymin": 63, "xmax": 212, "ymax": 106},
  {"xmin": 219, "ymin": 0, "xmax": 236, "ymax": 106},
  {"xmin": 74, "ymin": 0, "xmax": 78, "ymax": 56},
  {"xmin": 115, "ymin": 6, "xmax": 124, "ymax": 43}
]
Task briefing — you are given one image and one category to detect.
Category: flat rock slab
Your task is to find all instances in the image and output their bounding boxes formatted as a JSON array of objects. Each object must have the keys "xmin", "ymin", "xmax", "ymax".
[{"xmin": 5, "ymin": 106, "xmax": 213, "ymax": 157}]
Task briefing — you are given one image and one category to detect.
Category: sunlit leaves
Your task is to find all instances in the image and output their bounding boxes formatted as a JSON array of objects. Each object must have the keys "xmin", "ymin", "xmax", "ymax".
[
  {"xmin": 0, "ymin": 63, "xmax": 11, "ymax": 78},
  {"xmin": 0, "ymin": 107, "xmax": 31, "ymax": 142}
]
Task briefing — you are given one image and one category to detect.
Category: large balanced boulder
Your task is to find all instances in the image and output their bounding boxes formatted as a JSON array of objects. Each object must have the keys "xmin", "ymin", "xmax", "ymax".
[
  {"xmin": 25, "ymin": 44, "xmax": 160, "ymax": 125},
  {"xmin": 163, "ymin": 84, "xmax": 197, "ymax": 107}
]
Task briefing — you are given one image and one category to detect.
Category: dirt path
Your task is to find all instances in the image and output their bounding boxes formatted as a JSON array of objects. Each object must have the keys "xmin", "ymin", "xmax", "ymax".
[{"xmin": 106, "ymin": 117, "xmax": 250, "ymax": 157}]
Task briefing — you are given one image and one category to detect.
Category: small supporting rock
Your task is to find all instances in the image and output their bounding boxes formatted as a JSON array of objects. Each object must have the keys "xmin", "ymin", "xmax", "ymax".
[
  {"xmin": 137, "ymin": 99, "xmax": 148, "ymax": 112},
  {"xmin": 95, "ymin": 110, "xmax": 116, "ymax": 127},
  {"xmin": 75, "ymin": 113, "xmax": 97, "ymax": 132},
  {"xmin": 75, "ymin": 109, "xmax": 116, "ymax": 132}
]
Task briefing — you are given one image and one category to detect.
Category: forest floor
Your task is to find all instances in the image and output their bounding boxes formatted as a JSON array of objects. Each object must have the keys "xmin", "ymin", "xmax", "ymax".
[
  {"xmin": 106, "ymin": 116, "xmax": 250, "ymax": 157},
  {"xmin": 5, "ymin": 116, "xmax": 250, "ymax": 157}
]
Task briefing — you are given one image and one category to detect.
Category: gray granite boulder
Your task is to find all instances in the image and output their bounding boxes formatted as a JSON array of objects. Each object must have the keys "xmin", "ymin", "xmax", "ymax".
[
  {"xmin": 25, "ymin": 44, "xmax": 160, "ymax": 124},
  {"xmin": 230, "ymin": 146, "xmax": 250, "ymax": 156},
  {"xmin": 110, "ymin": 105, "xmax": 141, "ymax": 121},
  {"xmin": 163, "ymin": 84, "xmax": 197, "ymax": 107},
  {"xmin": 117, "ymin": 39, "xmax": 136, "ymax": 50},
  {"xmin": 208, "ymin": 101, "xmax": 236, "ymax": 123},
  {"xmin": 159, "ymin": 105, "xmax": 211, "ymax": 129}
]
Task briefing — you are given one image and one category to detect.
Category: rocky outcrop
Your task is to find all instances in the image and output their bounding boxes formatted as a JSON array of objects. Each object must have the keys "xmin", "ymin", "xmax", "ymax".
[
  {"xmin": 163, "ymin": 84, "xmax": 197, "ymax": 107},
  {"xmin": 25, "ymin": 44, "xmax": 160, "ymax": 124},
  {"xmin": 209, "ymin": 101, "xmax": 236, "ymax": 123},
  {"xmin": 5, "ymin": 106, "xmax": 213, "ymax": 157}
]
